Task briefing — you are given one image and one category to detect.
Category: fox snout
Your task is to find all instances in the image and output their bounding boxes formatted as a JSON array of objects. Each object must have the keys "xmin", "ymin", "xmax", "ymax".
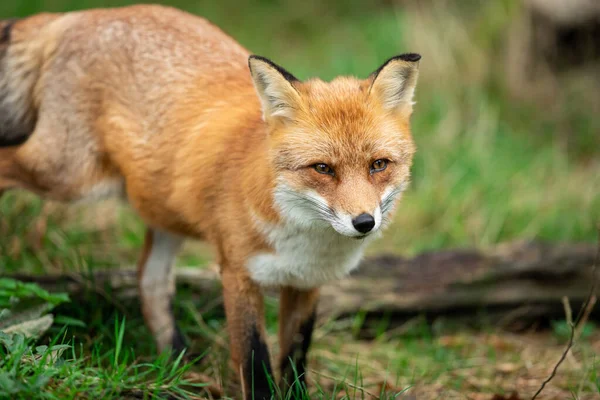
[
  {"xmin": 329, "ymin": 204, "xmax": 383, "ymax": 238},
  {"xmin": 352, "ymin": 213, "xmax": 375, "ymax": 234}
]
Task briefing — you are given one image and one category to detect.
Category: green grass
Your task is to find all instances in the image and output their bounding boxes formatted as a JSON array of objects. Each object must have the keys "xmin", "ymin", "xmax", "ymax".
[
  {"xmin": 1, "ymin": 321, "xmax": 207, "ymax": 399},
  {"xmin": 1, "ymin": 278, "xmax": 599, "ymax": 398},
  {"xmin": 1, "ymin": 0, "xmax": 599, "ymax": 398}
]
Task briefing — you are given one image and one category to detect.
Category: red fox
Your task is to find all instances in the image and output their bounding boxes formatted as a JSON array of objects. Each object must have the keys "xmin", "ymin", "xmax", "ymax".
[{"xmin": 0, "ymin": 5, "xmax": 420, "ymax": 398}]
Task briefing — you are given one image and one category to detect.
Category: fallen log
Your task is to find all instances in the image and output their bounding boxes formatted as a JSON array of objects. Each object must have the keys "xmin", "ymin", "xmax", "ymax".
[{"xmin": 6, "ymin": 240, "xmax": 599, "ymax": 331}]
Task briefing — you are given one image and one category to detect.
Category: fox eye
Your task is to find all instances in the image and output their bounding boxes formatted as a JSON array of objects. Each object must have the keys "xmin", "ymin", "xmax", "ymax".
[
  {"xmin": 371, "ymin": 159, "xmax": 388, "ymax": 173},
  {"xmin": 314, "ymin": 163, "xmax": 334, "ymax": 176}
]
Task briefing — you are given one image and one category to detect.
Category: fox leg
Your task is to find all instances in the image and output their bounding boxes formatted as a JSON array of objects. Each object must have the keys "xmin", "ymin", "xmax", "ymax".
[
  {"xmin": 278, "ymin": 287, "xmax": 320, "ymax": 391},
  {"xmin": 137, "ymin": 228, "xmax": 186, "ymax": 354},
  {"xmin": 221, "ymin": 268, "xmax": 274, "ymax": 400}
]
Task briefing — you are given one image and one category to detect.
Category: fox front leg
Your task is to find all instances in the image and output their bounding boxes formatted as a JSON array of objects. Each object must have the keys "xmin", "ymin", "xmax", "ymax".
[
  {"xmin": 278, "ymin": 287, "xmax": 319, "ymax": 392},
  {"xmin": 221, "ymin": 268, "xmax": 275, "ymax": 400}
]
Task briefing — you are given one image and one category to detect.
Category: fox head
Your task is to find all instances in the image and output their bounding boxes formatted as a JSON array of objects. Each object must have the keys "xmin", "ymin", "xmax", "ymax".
[{"xmin": 249, "ymin": 54, "xmax": 420, "ymax": 238}]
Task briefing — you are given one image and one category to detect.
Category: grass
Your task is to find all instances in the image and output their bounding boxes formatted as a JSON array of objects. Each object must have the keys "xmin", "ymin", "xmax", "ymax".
[
  {"xmin": 1, "ymin": 0, "xmax": 599, "ymax": 398},
  {"xmin": 1, "ymin": 319, "xmax": 207, "ymax": 399},
  {"xmin": 3, "ymin": 285, "xmax": 599, "ymax": 398}
]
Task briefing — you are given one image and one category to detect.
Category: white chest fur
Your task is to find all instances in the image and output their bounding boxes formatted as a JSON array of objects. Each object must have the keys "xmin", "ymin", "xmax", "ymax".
[{"xmin": 246, "ymin": 223, "xmax": 375, "ymax": 289}]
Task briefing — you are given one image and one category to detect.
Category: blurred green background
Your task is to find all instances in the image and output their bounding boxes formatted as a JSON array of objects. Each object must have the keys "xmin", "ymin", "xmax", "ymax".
[
  {"xmin": 0, "ymin": 2, "xmax": 599, "ymax": 398},
  {"xmin": 1, "ymin": 0, "xmax": 599, "ymax": 271}
]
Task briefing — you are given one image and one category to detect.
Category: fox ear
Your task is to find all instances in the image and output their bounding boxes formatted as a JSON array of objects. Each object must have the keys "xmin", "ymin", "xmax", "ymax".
[
  {"xmin": 369, "ymin": 53, "xmax": 421, "ymax": 114},
  {"xmin": 248, "ymin": 55, "xmax": 301, "ymax": 121}
]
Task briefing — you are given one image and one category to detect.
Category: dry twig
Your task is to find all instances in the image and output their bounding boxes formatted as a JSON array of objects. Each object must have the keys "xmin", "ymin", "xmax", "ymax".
[{"xmin": 530, "ymin": 226, "xmax": 600, "ymax": 400}]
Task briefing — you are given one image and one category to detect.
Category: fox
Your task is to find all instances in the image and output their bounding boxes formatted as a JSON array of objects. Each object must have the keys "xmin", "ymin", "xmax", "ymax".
[{"xmin": 0, "ymin": 4, "xmax": 420, "ymax": 399}]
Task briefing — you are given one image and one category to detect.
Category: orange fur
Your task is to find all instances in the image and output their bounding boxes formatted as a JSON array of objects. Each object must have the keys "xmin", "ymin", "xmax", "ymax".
[{"xmin": 278, "ymin": 287, "xmax": 320, "ymax": 386}]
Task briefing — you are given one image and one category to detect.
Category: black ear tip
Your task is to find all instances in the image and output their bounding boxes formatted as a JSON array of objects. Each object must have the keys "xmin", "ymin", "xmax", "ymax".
[
  {"xmin": 248, "ymin": 54, "xmax": 265, "ymax": 68},
  {"xmin": 247, "ymin": 55, "xmax": 299, "ymax": 82},
  {"xmin": 398, "ymin": 53, "xmax": 421, "ymax": 62}
]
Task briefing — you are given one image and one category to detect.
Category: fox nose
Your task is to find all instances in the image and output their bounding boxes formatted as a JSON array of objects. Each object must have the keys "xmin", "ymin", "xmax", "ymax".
[{"xmin": 352, "ymin": 213, "xmax": 375, "ymax": 234}]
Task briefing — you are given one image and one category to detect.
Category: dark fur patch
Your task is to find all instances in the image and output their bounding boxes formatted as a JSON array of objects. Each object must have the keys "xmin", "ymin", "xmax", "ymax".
[
  {"xmin": 169, "ymin": 297, "xmax": 187, "ymax": 355},
  {"xmin": 248, "ymin": 55, "xmax": 299, "ymax": 83},
  {"xmin": 0, "ymin": 134, "xmax": 30, "ymax": 147},
  {"xmin": 167, "ymin": 298, "xmax": 209, "ymax": 365},
  {"xmin": 280, "ymin": 309, "xmax": 316, "ymax": 389},
  {"xmin": 1, "ymin": 19, "xmax": 18, "ymax": 44},
  {"xmin": 171, "ymin": 325, "xmax": 187, "ymax": 354},
  {"xmin": 245, "ymin": 326, "xmax": 274, "ymax": 400},
  {"xmin": 369, "ymin": 53, "xmax": 421, "ymax": 81},
  {"xmin": 0, "ymin": 18, "xmax": 36, "ymax": 148}
]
